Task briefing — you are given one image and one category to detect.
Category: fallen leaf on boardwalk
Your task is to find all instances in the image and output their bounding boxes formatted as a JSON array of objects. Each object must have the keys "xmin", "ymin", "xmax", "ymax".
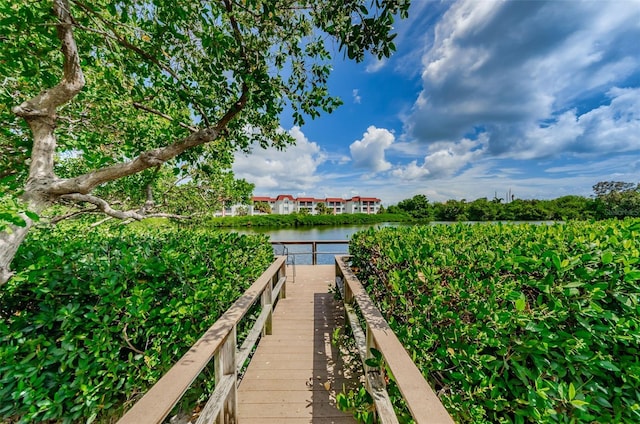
[{"xmin": 323, "ymin": 381, "xmax": 331, "ymax": 391}]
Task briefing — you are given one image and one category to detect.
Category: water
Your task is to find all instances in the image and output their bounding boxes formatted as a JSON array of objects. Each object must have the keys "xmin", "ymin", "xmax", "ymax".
[
  {"xmin": 228, "ymin": 223, "xmax": 403, "ymax": 265},
  {"xmin": 225, "ymin": 221, "xmax": 557, "ymax": 265}
]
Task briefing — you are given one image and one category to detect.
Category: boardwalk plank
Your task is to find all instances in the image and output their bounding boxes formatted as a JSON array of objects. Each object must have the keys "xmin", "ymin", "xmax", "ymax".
[{"xmin": 237, "ymin": 265, "xmax": 356, "ymax": 423}]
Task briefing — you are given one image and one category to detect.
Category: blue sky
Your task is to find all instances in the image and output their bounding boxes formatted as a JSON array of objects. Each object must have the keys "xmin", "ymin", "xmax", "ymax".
[{"xmin": 234, "ymin": 0, "xmax": 640, "ymax": 205}]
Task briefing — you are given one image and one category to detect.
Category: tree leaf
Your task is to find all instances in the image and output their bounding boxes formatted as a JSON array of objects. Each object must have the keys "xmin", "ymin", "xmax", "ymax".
[
  {"xmin": 598, "ymin": 360, "xmax": 620, "ymax": 372},
  {"xmin": 568, "ymin": 382, "xmax": 576, "ymax": 400},
  {"xmin": 24, "ymin": 210, "xmax": 39, "ymax": 221},
  {"xmin": 515, "ymin": 297, "xmax": 526, "ymax": 312}
]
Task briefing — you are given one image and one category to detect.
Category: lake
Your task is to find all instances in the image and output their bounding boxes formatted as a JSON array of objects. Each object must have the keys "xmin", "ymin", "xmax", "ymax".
[
  {"xmin": 227, "ymin": 223, "xmax": 404, "ymax": 265},
  {"xmin": 225, "ymin": 221, "xmax": 556, "ymax": 265}
]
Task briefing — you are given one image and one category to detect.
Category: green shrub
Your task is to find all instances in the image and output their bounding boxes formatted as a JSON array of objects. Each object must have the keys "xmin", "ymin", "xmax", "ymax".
[
  {"xmin": 350, "ymin": 220, "xmax": 640, "ymax": 423},
  {"xmin": 0, "ymin": 224, "xmax": 273, "ymax": 423},
  {"xmin": 205, "ymin": 212, "xmax": 411, "ymax": 227}
]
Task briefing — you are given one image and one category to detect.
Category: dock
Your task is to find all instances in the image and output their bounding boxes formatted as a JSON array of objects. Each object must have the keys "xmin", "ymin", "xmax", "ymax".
[
  {"xmin": 237, "ymin": 265, "xmax": 357, "ymax": 423},
  {"xmin": 117, "ymin": 255, "xmax": 453, "ymax": 424}
]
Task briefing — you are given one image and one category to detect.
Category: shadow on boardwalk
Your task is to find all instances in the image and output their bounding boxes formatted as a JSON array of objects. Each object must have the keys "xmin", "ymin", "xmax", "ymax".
[{"xmin": 237, "ymin": 265, "xmax": 358, "ymax": 423}]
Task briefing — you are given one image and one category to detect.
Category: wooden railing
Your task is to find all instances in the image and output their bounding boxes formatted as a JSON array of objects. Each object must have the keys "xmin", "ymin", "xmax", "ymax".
[
  {"xmin": 117, "ymin": 256, "xmax": 287, "ymax": 424},
  {"xmin": 335, "ymin": 255, "xmax": 454, "ymax": 424},
  {"xmin": 271, "ymin": 240, "xmax": 348, "ymax": 265}
]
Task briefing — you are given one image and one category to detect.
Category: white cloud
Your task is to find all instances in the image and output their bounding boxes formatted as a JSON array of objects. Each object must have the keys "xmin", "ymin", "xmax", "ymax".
[
  {"xmin": 233, "ymin": 126, "xmax": 326, "ymax": 191},
  {"xmin": 392, "ymin": 137, "xmax": 486, "ymax": 180},
  {"xmin": 352, "ymin": 89, "xmax": 362, "ymax": 104},
  {"xmin": 365, "ymin": 58, "xmax": 387, "ymax": 73},
  {"xmin": 358, "ymin": 151, "xmax": 640, "ymax": 205},
  {"xmin": 232, "ymin": 2, "xmax": 640, "ymax": 206},
  {"xmin": 349, "ymin": 126, "xmax": 395, "ymax": 172},
  {"xmin": 391, "ymin": 160, "xmax": 430, "ymax": 180},
  {"xmin": 508, "ymin": 87, "xmax": 640, "ymax": 159},
  {"xmin": 576, "ymin": 87, "xmax": 640, "ymax": 152},
  {"xmin": 404, "ymin": 0, "xmax": 640, "ymax": 160}
]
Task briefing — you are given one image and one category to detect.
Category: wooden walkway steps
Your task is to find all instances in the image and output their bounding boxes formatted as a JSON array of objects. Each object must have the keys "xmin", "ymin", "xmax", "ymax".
[
  {"xmin": 237, "ymin": 265, "xmax": 357, "ymax": 423},
  {"xmin": 118, "ymin": 256, "xmax": 453, "ymax": 424}
]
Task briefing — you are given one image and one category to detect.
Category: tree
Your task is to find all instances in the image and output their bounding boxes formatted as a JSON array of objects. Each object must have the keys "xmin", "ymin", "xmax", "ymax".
[
  {"xmin": 434, "ymin": 199, "xmax": 468, "ymax": 221},
  {"xmin": 396, "ymin": 194, "xmax": 432, "ymax": 219},
  {"xmin": 592, "ymin": 181, "xmax": 637, "ymax": 197},
  {"xmin": 504, "ymin": 199, "xmax": 548, "ymax": 221},
  {"xmin": 315, "ymin": 202, "xmax": 330, "ymax": 215},
  {"xmin": 545, "ymin": 195, "xmax": 594, "ymax": 220},
  {"xmin": 253, "ymin": 201, "xmax": 272, "ymax": 214},
  {"xmin": 467, "ymin": 197, "xmax": 498, "ymax": 221},
  {"xmin": 0, "ymin": 0, "xmax": 410, "ymax": 284},
  {"xmin": 592, "ymin": 181, "xmax": 640, "ymax": 218},
  {"xmin": 52, "ymin": 152, "xmax": 253, "ymax": 220}
]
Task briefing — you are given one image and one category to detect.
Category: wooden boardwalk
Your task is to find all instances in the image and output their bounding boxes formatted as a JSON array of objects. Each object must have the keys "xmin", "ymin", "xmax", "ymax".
[{"xmin": 237, "ymin": 265, "xmax": 358, "ymax": 423}]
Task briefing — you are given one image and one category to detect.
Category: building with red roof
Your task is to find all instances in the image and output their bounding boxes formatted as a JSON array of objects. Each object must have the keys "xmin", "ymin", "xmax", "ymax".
[{"xmin": 247, "ymin": 195, "xmax": 381, "ymax": 216}]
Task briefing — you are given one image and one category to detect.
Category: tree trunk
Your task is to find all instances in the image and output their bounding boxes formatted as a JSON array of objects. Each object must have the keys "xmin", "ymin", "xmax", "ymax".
[
  {"xmin": 0, "ymin": 0, "xmax": 83, "ymax": 285},
  {"xmin": 0, "ymin": 198, "xmax": 48, "ymax": 285},
  {"xmin": 0, "ymin": 219, "xmax": 33, "ymax": 285},
  {"xmin": 1, "ymin": 0, "xmax": 247, "ymax": 286}
]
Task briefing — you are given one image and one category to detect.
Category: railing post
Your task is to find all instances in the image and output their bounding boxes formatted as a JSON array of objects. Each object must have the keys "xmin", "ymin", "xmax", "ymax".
[
  {"xmin": 344, "ymin": 277, "xmax": 354, "ymax": 305},
  {"xmin": 262, "ymin": 277, "xmax": 273, "ymax": 336},
  {"xmin": 279, "ymin": 260, "xmax": 287, "ymax": 299},
  {"xmin": 342, "ymin": 269, "xmax": 354, "ymax": 337},
  {"xmin": 312, "ymin": 241, "xmax": 317, "ymax": 265},
  {"xmin": 364, "ymin": 325, "xmax": 374, "ymax": 393},
  {"xmin": 215, "ymin": 327, "xmax": 237, "ymax": 423}
]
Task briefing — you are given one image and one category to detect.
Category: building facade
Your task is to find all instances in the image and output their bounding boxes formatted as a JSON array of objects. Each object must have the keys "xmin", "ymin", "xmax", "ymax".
[
  {"xmin": 247, "ymin": 195, "xmax": 382, "ymax": 216},
  {"xmin": 344, "ymin": 196, "xmax": 382, "ymax": 214}
]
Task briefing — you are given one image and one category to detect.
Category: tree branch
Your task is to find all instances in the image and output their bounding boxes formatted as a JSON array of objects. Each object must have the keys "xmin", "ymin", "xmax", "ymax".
[
  {"xmin": 145, "ymin": 213, "xmax": 191, "ymax": 220},
  {"xmin": 0, "ymin": 169, "xmax": 17, "ymax": 179},
  {"xmin": 59, "ymin": 193, "xmax": 192, "ymax": 224},
  {"xmin": 49, "ymin": 127, "xmax": 220, "ymax": 194},
  {"xmin": 50, "ymin": 207, "xmax": 99, "ymax": 224},
  {"xmin": 122, "ymin": 323, "xmax": 145, "ymax": 355},
  {"xmin": 61, "ymin": 193, "xmax": 146, "ymax": 220},
  {"xmin": 215, "ymin": 83, "xmax": 249, "ymax": 131},
  {"xmin": 12, "ymin": 0, "xmax": 85, "ymax": 183},
  {"xmin": 90, "ymin": 216, "xmax": 113, "ymax": 227},
  {"xmin": 48, "ymin": 78, "xmax": 249, "ymax": 196},
  {"xmin": 132, "ymin": 102, "xmax": 197, "ymax": 132},
  {"xmin": 70, "ymin": 0, "xmax": 211, "ymax": 126},
  {"xmin": 12, "ymin": 0, "xmax": 84, "ymax": 119}
]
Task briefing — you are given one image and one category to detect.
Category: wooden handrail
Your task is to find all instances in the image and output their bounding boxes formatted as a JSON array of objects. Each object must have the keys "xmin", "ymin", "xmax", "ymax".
[
  {"xmin": 335, "ymin": 255, "xmax": 454, "ymax": 424},
  {"xmin": 118, "ymin": 256, "xmax": 287, "ymax": 424},
  {"xmin": 271, "ymin": 240, "xmax": 348, "ymax": 265}
]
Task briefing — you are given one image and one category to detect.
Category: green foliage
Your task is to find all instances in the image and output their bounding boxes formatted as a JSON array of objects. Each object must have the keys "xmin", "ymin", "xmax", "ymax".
[
  {"xmin": 0, "ymin": 224, "xmax": 273, "ymax": 422},
  {"xmin": 392, "ymin": 194, "xmax": 602, "ymax": 222},
  {"xmin": 54, "ymin": 151, "xmax": 254, "ymax": 218},
  {"xmin": 592, "ymin": 181, "xmax": 640, "ymax": 219},
  {"xmin": 350, "ymin": 220, "xmax": 640, "ymax": 423},
  {"xmin": 206, "ymin": 213, "xmax": 411, "ymax": 228},
  {"xmin": 1, "ymin": 0, "xmax": 409, "ymax": 198},
  {"xmin": 396, "ymin": 195, "xmax": 432, "ymax": 220},
  {"xmin": 0, "ymin": 197, "xmax": 39, "ymax": 233},
  {"xmin": 336, "ymin": 386, "xmax": 376, "ymax": 423},
  {"xmin": 253, "ymin": 201, "xmax": 272, "ymax": 214},
  {"xmin": 315, "ymin": 202, "xmax": 332, "ymax": 215}
]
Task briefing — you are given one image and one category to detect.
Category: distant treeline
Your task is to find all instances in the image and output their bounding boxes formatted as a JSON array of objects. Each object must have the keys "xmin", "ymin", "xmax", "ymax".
[
  {"xmin": 389, "ymin": 181, "xmax": 640, "ymax": 221},
  {"xmin": 206, "ymin": 181, "xmax": 639, "ymax": 227}
]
